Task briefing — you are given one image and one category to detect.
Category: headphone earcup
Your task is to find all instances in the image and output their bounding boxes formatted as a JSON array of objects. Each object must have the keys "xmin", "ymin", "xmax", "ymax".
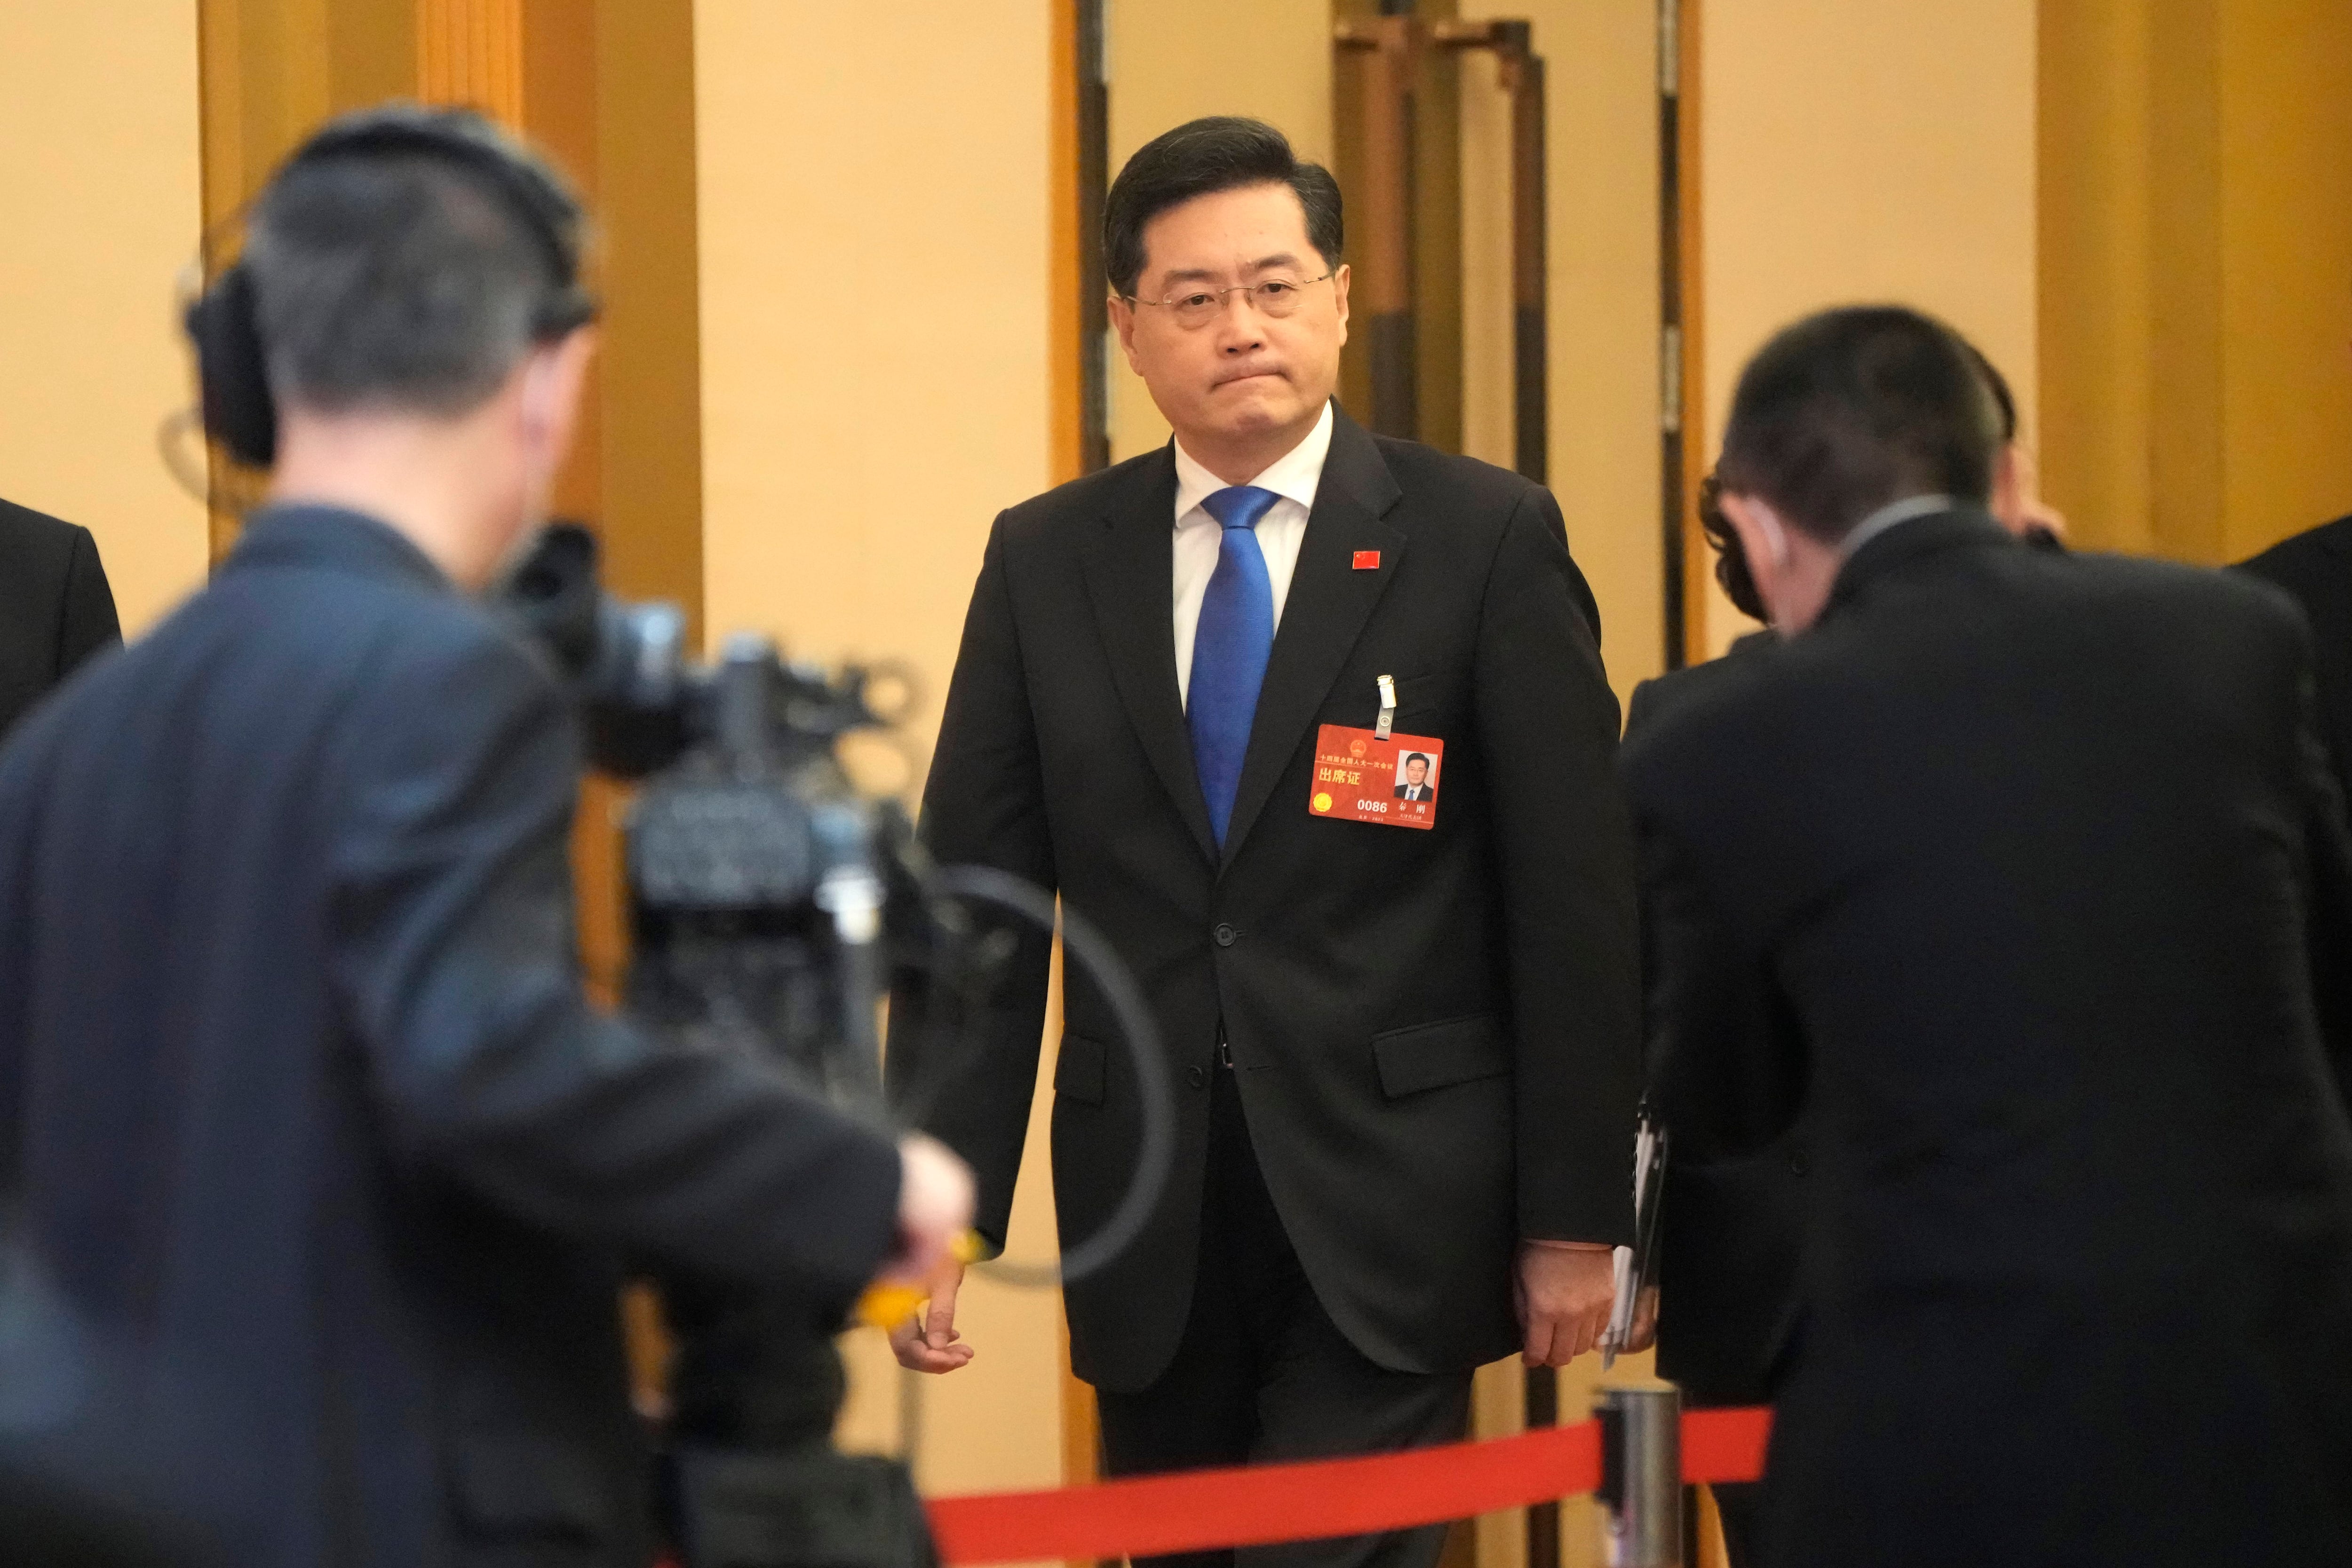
[{"xmin": 184, "ymin": 265, "xmax": 278, "ymax": 468}]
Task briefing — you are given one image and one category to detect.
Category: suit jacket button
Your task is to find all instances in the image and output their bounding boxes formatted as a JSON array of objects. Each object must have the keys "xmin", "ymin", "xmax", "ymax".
[
  {"xmin": 1187, "ymin": 1065, "xmax": 1207, "ymax": 1089},
  {"xmin": 1790, "ymin": 1153, "xmax": 1810, "ymax": 1176},
  {"xmin": 1213, "ymin": 923, "xmax": 1238, "ymax": 947}
]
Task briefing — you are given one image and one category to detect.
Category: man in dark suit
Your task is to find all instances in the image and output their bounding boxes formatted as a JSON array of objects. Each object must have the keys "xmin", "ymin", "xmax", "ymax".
[
  {"xmin": 1626, "ymin": 342, "xmax": 2057, "ymax": 1568},
  {"xmin": 0, "ymin": 496, "xmax": 119, "ymax": 742},
  {"xmin": 0, "ymin": 107, "xmax": 969, "ymax": 1568},
  {"xmin": 889, "ymin": 117, "xmax": 1640, "ymax": 1568},
  {"xmin": 1623, "ymin": 305, "xmax": 2352, "ymax": 1567},
  {"xmin": 2241, "ymin": 514, "xmax": 2352, "ymax": 795}
]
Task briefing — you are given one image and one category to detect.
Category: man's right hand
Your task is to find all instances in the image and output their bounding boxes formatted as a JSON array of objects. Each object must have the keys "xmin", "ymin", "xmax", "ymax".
[
  {"xmin": 889, "ymin": 1263, "xmax": 974, "ymax": 1373},
  {"xmin": 884, "ymin": 1134, "xmax": 977, "ymax": 1373}
]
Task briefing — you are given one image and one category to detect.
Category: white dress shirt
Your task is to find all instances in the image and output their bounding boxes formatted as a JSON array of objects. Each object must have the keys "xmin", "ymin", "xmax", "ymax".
[{"xmin": 1171, "ymin": 401, "xmax": 1334, "ymax": 710}]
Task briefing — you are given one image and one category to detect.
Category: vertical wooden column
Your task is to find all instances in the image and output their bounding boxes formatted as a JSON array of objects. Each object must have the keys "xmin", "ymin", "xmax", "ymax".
[
  {"xmin": 1336, "ymin": 14, "xmax": 1423, "ymax": 439},
  {"xmin": 1055, "ymin": 6, "xmax": 1108, "ymax": 1551},
  {"xmin": 1435, "ymin": 19, "xmax": 1546, "ymax": 482},
  {"xmin": 1663, "ymin": 0, "xmax": 1707, "ymax": 670},
  {"xmin": 1504, "ymin": 37, "xmax": 1547, "ymax": 486}
]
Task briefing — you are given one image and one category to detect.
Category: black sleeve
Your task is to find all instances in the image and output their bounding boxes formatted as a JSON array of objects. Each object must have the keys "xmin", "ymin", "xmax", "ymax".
[
  {"xmin": 1624, "ymin": 678, "xmax": 1660, "ymax": 740},
  {"xmin": 1475, "ymin": 486, "xmax": 1643, "ymax": 1245},
  {"xmin": 327, "ymin": 626, "xmax": 903, "ymax": 1300},
  {"xmin": 54, "ymin": 528, "xmax": 120, "ymax": 678},
  {"xmin": 888, "ymin": 515, "xmax": 1057, "ymax": 1252},
  {"xmin": 2292, "ymin": 656, "xmax": 2352, "ymax": 1107},
  {"xmin": 1635, "ymin": 786, "xmax": 1805, "ymax": 1159}
]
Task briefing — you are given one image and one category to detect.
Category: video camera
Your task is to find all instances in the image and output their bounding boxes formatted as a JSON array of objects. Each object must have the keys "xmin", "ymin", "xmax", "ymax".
[{"xmin": 499, "ymin": 523, "xmax": 1173, "ymax": 1568}]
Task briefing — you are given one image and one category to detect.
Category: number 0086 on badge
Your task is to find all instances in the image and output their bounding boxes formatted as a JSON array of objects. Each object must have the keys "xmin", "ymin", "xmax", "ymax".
[{"xmin": 1309, "ymin": 724, "xmax": 1443, "ymax": 830}]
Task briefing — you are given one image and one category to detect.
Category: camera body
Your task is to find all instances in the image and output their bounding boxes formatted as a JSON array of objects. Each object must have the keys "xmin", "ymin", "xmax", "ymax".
[{"xmin": 503, "ymin": 523, "xmax": 934, "ymax": 1102}]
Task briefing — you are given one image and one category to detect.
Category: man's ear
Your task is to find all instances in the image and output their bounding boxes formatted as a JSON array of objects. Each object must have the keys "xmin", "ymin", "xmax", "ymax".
[
  {"xmin": 1719, "ymin": 491, "xmax": 1791, "ymax": 573},
  {"xmin": 1331, "ymin": 262, "xmax": 1351, "ymax": 346},
  {"xmin": 1107, "ymin": 292, "xmax": 1142, "ymax": 373},
  {"xmin": 1990, "ymin": 443, "xmax": 2025, "ymax": 533},
  {"xmin": 519, "ymin": 327, "xmax": 596, "ymax": 467}
]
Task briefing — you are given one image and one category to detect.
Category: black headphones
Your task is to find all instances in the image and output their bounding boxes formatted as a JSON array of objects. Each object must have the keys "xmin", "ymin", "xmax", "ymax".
[{"xmin": 183, "ymin": 106, "xmax": 597, "ymax": 469}]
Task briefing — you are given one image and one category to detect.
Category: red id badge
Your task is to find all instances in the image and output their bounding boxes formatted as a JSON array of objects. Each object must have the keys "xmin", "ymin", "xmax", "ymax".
[{"xmin": 1310, "ymin": 724, "xmax": 1444, "ymax": 830}]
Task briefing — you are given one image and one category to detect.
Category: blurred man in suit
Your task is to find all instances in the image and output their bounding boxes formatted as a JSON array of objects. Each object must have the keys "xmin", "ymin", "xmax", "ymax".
[
  {"xmin": 0, "ymin": 497, "xmax": 119, "ymax": 743},
  {"xmin": 1624, "ymin": 305, "xmax": 2352, "ymax": 1567},
  {"xmin": 0, "ymin": 106, "xmax": 969, "ymax": 1568},
  {"xmin": 1624, "ymin": 341, "xmax": 2061, "ymax": 1568},
  {"xmin": 892, "ymin": 116, "xmax": 1640, "ymax": 1568},
  {"xmin": 2241, "ymin": 515, "xmax": 2352, "ymax": 795}
]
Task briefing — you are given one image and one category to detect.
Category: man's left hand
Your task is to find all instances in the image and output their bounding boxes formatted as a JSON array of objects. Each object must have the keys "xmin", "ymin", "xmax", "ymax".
[{"xmin": 1513, "ymin": 1240, "xmax": 1617, "ymax": 1367}]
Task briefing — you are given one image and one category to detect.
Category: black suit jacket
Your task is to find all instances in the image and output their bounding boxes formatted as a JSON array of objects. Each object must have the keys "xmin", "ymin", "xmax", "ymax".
[
  {"xmin": 1622, "ymin": 512, "xmax": 2352, "ymax": 1565},
  {"xmin": 901, "ymin": 407, "xmax": 1641, "ymax": 1391},
  {"xmin": 2240, "ymin": 513, "xmax": 2352, "ymax": 794},
  {"xmin": 0, "ymin": 498, "xmax": 119, "ymax": 742},
  {"xmin": 1624, "ymin": 632, "xmax": 1805, "ymax": 1410},
  {"xmin": 0, "ymin": 507, "xmax": 903, "ymax": 1568}
]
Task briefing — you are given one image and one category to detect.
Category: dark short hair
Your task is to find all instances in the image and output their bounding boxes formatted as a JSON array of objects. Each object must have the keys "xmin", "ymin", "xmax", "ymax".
[
  {"xmin": 1403, "ymin": 752, "xmax": 1430, "ymax": 769},
  {"xmin": 1104, "ymin": 117, "xmax": 1342, "ymax": 299},
  {"xmin": 1716, "ymin": 305, "xmax": 2001, "ymax": 544},
  {"xmin": 1696, "ymin": 472, "xmax": 1767, "ymax": 622},
  {"xmin": 245, "ymin": 104, "xmax": 592, "ymax": 417}
]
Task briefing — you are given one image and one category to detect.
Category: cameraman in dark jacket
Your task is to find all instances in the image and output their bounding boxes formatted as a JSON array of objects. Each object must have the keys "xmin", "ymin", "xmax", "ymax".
[{"xmin": 0, "ymin": 106, "xmax": 971, "ymax": 1568}]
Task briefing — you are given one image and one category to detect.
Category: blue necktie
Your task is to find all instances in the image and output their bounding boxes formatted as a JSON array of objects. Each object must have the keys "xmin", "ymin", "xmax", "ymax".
[{"xmin": 1188, "ymin": 485, "xmax": 1281, "ymax": 847}]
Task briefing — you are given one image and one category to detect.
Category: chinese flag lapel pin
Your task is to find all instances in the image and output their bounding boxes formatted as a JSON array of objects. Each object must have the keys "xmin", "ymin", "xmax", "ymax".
[{"xmin": 1352, "ymin": 550, "xmax": 1382, "ymax": 571}]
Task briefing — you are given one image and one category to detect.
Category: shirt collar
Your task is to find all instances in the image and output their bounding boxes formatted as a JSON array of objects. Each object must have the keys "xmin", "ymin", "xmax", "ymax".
[
  {"xmin": 1172, "ymin": 401, "xmax": 1335, "ymax": 526},
  {"xmin": 1839, "ymin": 492, "xmax": 1955, "ymax": 558}
]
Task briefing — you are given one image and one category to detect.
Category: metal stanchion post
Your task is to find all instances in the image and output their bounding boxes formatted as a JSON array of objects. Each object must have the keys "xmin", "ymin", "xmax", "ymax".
[{"xmin": 1594, "ymin": 1379, "xmax": 1681, "ymax": 1568}]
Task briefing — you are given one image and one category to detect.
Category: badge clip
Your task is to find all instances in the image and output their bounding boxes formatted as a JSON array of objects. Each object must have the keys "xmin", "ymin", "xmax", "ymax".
[{"xmin": 1375, "ymin": 674, "xmax": 1397, "ymax": 741}]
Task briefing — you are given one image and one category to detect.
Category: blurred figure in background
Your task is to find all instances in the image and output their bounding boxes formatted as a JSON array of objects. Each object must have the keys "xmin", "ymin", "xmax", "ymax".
[
  {"xmin": 1623, "ymin": 336, "xmax": 2059, "ymax": 1568},
  {"xmin": 1625, "ymin": 304, "xmax": 2352, "ymax": 1567},
  {"xmin": 0, "ymin": 105, "xmax": 967, "ymax": 1568},
  {"xmin": 0, "ymin": 497, "xmax": 118, "ymax": 745}
]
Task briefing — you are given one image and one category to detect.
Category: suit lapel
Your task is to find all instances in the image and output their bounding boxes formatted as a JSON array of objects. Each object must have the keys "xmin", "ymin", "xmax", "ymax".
[
  {"xmin": 1079, "ymin": 448, "xmax": 1219, "ymax": 864},
  {"xmin": 1219, "ymin": 410, "xmax": 1405, "ymax": 868}
]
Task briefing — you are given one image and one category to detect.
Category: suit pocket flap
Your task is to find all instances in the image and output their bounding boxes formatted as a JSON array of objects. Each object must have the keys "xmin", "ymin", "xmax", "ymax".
[
  {"xmin": 1053, "ymin": 1032, "xmax": 1106, "ymax": 1105},
  {"xmin": 1372, "ymin": 1014, "xmax": 1510, "ymax": 1098}
]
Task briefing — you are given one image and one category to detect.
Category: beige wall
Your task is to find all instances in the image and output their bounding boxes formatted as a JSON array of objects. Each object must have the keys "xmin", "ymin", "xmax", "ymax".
[
  {"xmin": 1700, "ymin": 0, "xmax": 2038, "ymax": 651},
  {"xmin": 0, "ymin": 0, "xmax": 208, "ymax": 634},
  {"xmin": 692, "ymin": 0, "xmax": 1064, "ymax": 1502},
  {"xmin": 2041, "ymin": 0, "xmax": 2352, "ymax": 564}
]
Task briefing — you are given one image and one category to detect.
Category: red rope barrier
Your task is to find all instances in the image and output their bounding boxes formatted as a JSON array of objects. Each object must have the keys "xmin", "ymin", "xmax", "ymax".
[{"xmin": 927, "ymin": 1406, "xmax": 1772, "ymax": 1565}]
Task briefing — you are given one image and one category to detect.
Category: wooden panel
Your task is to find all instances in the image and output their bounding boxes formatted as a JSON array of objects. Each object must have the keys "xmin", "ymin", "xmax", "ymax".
[
  {"xmin": 417, "ymin": 0, "xmax": 524, "ymax": 120},
  {"xmin": 197, "ymin": 0, "xmax": 420, "ymax": 560},
  {"xmin": 1050, "ymin": 0, "xmax": 1083, "ymax": 487},
  {"xmin": 2216, "ymin": 0, "xmax": 2352, "ymax": 558}
]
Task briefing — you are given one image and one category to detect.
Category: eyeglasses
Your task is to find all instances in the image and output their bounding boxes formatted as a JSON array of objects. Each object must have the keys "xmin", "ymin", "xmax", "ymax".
[{"xmin": 1128, "ymin": 273, "xmax": 1334, "ymax": 330}]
